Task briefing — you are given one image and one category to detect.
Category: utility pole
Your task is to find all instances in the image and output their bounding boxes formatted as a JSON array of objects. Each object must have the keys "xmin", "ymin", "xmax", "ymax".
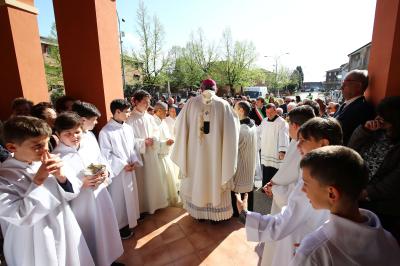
[
  {"xmin": 117, "ymin": 11, "xmax": 126, "ymax": 92},
  {"xmin": 265, "ymin": 52, "xmax": 289, "ymax": 97}
]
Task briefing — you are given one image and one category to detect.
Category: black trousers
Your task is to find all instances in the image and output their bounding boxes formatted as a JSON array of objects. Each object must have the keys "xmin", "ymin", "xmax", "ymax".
[
  {"xmin": 231, "ymin": 190, "xmax": 254, "ymax": 217},
  {"xmin": 262, "ymin": 165, "xmax": 278, "ymax": 187}
]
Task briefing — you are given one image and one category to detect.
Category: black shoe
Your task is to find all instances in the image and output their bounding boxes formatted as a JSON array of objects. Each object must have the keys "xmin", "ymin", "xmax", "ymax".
[
  {"xmin": 138, "ymin": 212, "xmax": 148, "ymax": 221},
  {"xmin": 120, "ymin": 226, "xmax": 134, "ymax": 240},
  {"xmin": 111, "ymin": 262, "xmax": 125, "ymax": 266}
]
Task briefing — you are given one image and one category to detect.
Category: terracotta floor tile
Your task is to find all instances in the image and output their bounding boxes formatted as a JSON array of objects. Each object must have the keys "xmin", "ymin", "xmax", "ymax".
[
  {"xmin": 135, "ymin": 235, "xmax": 165, "ymax": 256},
  {"xmin": 142, "ymin": 245, "xmax": 173, "ymax": 266},
  {"xmin": 117, "ymin": 249, "xmax": 144, "ymax": 266},
  {"xmin": 134, "ymin": 219, "xmax": 159, "ymax": 240},
  {"xmin": 177, "ymin": 215, "xmax": 210, "ymax": 235},
  {"xmin": 120, "ymin": 207, "xmax": 260, "ymax": 265},
  {"xmin": 160, "ymin": 223, "xmax": 186, "ymax": 244},
  {"xmin": 121, "ymin": 237, "xmax": 137, "ymax": 253},
  {"xmin": 196, "ymin": 243, "xmax": 220, "ymax": 261},
  {"xmin": 172, "ymin": 253, "xmax": 201, "ymax": 266},
  {"xmin": 187, "ymin": 230, "xmax": 216, "ymax": 251},
  {"xmin": 197, "ymin": 244, "xmax": 235, "ymax": 266},
  {"xmin": 166, "ymin": 237, "xmax": 195, "ymax": 261}
]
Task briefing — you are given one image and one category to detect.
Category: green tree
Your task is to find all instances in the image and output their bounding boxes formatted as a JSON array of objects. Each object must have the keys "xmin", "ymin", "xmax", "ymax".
[
  {"xmin": 45, "ymin": 22, "xmax": 65, "ymax": 102},
  {"xmin": 295, "ymin": 65, "xmax": 304, "ymax": 89},
  {"xmin": 133, "ymin": 1, "xmax": 169, "ymax": 88},
  {"xmin": 219, "ymin": 28, "xmax": 257, "ymax": 95}
]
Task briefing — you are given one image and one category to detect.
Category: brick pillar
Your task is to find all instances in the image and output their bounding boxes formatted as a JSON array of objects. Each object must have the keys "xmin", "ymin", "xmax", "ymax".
[
  {"xmin": 52, "ymin": 0, "xmax": 124, "ymax": 129},
  {"xmin": 0, "ymin": 0, "xmax": 49, "ymax": 120},
  {"xmin": 367, "ymin": 0, "xmax": 400, "ymax": 105}
]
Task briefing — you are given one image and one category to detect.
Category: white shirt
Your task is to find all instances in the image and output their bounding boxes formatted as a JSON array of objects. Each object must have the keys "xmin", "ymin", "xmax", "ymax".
[
  {"xmin": 245, "ymin": 178, "xmax": 329, "ymax": 266},
  {"xmin": 291, "ymin": 209, "xmax": 400, "ymax": 266}
]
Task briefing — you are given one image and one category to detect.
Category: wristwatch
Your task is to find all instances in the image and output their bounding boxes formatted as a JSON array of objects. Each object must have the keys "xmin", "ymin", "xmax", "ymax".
[{"xmin": 239, "ymin": 209, "xmax": 248, "ymax": 224}]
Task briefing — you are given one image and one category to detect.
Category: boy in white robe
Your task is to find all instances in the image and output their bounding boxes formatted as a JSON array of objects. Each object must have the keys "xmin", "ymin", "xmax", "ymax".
[
  {"xmin": 0, "ymin": 116, "xmax": 94, "ymax": 266},
  {"xmin": 126, "ymin": 90, "xmax": 169, "ymax": 214},
  {"xmin": 53, "ymin": 113, "xmax": 123, "ymax": 266},
  {"xmin": 261, "ymin": 105, "xmax": 316, "ymax": 265},
  {"xmin": 72, "ymin": 100, "xmax": 110, "ymax": 171},
  {"xmin": 291, "ymin": 146, "xmax": 400, "ymax": 265},
  {"xmin": 99, "ymin": 99, "xmax": 142, "ymax": 236},
  {"xmin": 237, "ymin": 117, "xmax": 343, "ymax": 266},
  {"xmin": 265, "ymin": 106, "xmax": 316, "ymax": 214},
  {"xmin": 153, "ymin": 102, "xmax": 180, "ymax": 206}
]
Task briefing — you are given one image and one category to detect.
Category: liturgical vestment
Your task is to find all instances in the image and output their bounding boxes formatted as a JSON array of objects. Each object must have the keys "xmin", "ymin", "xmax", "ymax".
[{"xmin": 171, "ymin": 91, "xmax": 240, "ymax": 221}]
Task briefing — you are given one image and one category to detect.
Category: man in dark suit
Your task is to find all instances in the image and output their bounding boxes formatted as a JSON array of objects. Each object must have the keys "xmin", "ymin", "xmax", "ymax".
[
  {"xmin": 334, "ymin": 69, "xmax": 375, "ymax": 145},
  {"xmin": 249, "ymin": 96, "xmax": 266, "ymax": 126}
]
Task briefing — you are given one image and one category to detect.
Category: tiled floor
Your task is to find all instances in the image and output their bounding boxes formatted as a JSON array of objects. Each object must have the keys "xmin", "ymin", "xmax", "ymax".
[{"xmin": 117, "ymin": 207, "xmax": 262, "ymax": 266}]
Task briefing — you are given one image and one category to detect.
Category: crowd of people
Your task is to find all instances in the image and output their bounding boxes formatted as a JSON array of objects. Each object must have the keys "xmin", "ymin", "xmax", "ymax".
[{"xmin": 0, "ymin": 69, "xmax": 399, "ymax": 265}]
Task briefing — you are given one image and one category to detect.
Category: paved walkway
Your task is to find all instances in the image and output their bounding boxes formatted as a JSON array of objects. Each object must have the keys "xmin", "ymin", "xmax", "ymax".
[{"xmin": 118, "ymin": 185, "xmax": 272, "ymax": 266}]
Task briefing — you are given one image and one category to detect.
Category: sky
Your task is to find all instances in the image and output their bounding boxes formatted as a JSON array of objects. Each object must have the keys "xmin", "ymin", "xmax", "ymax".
[{"xmin": 36, "ymin": 0, "xmax": 376, "ymax": 82}]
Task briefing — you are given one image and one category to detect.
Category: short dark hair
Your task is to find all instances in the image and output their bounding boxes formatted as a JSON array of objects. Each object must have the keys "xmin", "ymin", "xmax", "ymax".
[
  {"xmin": 266, "ymin": 103, "xmax": 276, "ymax": 109},
  {"xmin": 11, "ymin": 97, "xmax": 33, "ymax": 110},
  {"xmin": 288, "ymin": 105, "xmax": 315, "ymax": 126},
  {"xmin": 110, "ymin": 99, "xmax": 131, "ymax": 115},
  {"xmin": 72, "ymin": 101, "xmax": 101, "ymax": 118},
  {"xmin": 133, "ymin": 90, "xmax": 151, "ymax": 103},
  {"xmin": 300, "ymin": 145, "xmax": 368, "ymax": 201},
  {"xmin": 377, "ymin": 96, "xmax": 400, "ymax": 141},
  {"xmin": 237, "ymin": 101, "xmax": 251, "ymax": 116},
  {"xmin": 302, "ymin": 99, "xmax": 320, "ymax": 117},
  {"xmin": 55, "ymin": 95, "xmax": 75, "ymax": 113},
  {"xmin": 31, "ymin": 102, "xmax": 54, "ymax": 120},
  {"xmin": 256, "ymin": 97, "xmax": 265, "ymax": 104},
  {"xmin": 298, "ymin": 117, "xmax": 343, "ymax": 145},
  {"xmin": 3, "ymin": 116, "xmax": 52, "ymax": 144},
  {"xmin": 54, "ymin": 112, "xmax": 82, "ymax": 134}
]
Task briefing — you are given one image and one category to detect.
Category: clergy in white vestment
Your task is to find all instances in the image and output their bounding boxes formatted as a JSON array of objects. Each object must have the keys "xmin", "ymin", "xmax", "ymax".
[
  {"xmin": 53, "ymin": 113, "xmax": 123, "ymax": 266},
  {"xmin": 231, "ymin": 101, "xmax": 258, "ymax": 216},
  {"xmin": 291, "ymin": 146, "xmax": 400, "ymax": 266},
  {"xmin": 126, "ymin": 90, "xmax": 169, "ymax": 214},
  {"xmin": 257, "ymin": 103, "xmax": 290, "ymax": 187},
  {"xmin": 0, "ymin": 116, "xmax": 94, "ymax": 266},
  {"xmin": 153, "ymin": 102, "xmax": 181, "ymax": 207},
  {"xmin": 171, "ymin": 79, "xmax": 240, "ymax": 221},
  {"xmin": 99, "ymin": 99, "xmax": 143, "ymax": 234}
]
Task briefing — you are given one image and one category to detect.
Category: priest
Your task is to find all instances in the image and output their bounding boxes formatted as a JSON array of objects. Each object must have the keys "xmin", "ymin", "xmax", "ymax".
[{"xmin": 171, "ymin": 79, "xmax": 240, "ymax": 221}]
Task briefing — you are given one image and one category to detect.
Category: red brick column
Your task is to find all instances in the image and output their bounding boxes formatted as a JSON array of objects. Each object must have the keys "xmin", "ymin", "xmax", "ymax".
[
  {"xmin": 367, "ymin": 0, "xmax": 400, "ymax": 105},
  {"xmin": 52, "ymin": 0, "xmax": 124, "ymax": 129},
  {"xmin": 0, "ymin": 0, "xmax": 49, "ymax": 120}
]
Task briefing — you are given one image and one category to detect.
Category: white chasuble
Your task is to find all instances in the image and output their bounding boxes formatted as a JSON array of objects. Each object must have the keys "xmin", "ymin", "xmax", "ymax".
[
  {"xmin": 171, "ymin": 91, "xmax": 240, "ymax": 221},
  {"xmin": 98, "ymin": 119, "xmax": 142, "ymax": 228},
  {"xmin": 126, "ymin": 110, "xmax": 169, "ymax": 214},
  {"xmin": 53, "ymin": 141, "xmax": 123, "ymax": 266},
  {"xmin": 0, "ymin": 157, "xmax": 94, "ymax": 266}
]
